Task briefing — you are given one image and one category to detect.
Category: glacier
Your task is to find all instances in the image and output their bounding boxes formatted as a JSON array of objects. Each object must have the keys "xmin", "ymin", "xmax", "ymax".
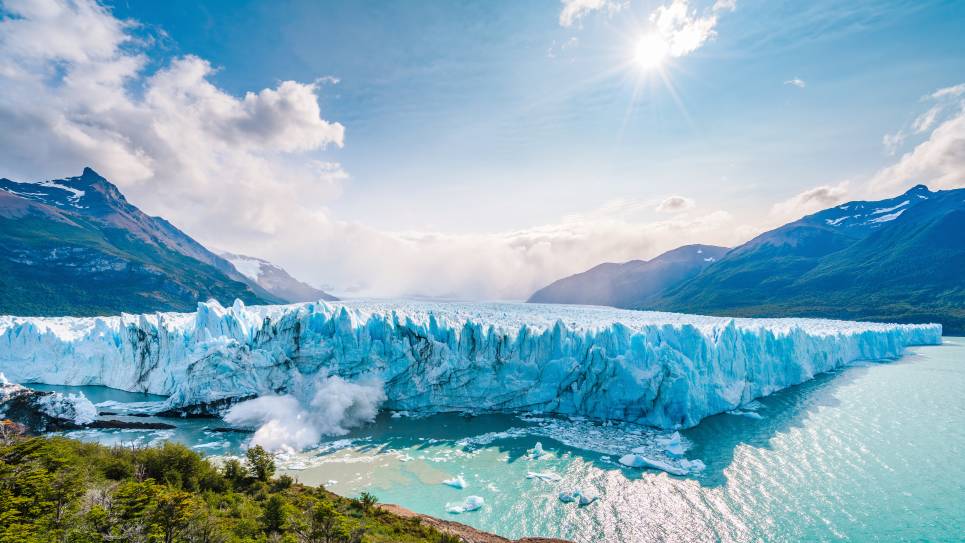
[{"xmin": 0, "ymin": 300, "xmax": 941, "ymax": 433}]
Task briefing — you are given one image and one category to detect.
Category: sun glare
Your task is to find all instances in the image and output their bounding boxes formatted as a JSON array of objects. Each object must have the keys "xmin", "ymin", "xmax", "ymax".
[{"xmin": 634, "ymin": 34, "xmax": 669, "ymax": 70}]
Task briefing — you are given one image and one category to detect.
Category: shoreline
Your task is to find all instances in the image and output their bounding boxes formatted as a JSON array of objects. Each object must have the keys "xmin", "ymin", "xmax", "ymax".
[{"xmin": 379, "ymin": 502, "xmax": 572, "ymax": 543}]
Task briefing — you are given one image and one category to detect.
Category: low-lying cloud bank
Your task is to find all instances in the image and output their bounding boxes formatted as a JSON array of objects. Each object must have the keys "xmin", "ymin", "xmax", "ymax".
[{"xmin": 224, "ymin": 376, "xmax": 386, "ymax": 452}]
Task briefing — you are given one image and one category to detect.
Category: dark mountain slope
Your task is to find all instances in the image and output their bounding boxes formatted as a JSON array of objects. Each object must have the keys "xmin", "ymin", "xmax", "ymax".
[
  {"xmin": 0, "ymin": 168, "xmax": 277, "ymax": 316},
  {"xmin": 527, "ymin": 244, "xmax": 729, "ymax": 307}
]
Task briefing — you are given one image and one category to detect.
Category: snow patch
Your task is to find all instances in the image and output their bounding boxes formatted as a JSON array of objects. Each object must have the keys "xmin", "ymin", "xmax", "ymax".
[
  {"xmin": 872, "ymin": 200, "xmax": 909, "ymax": 214},
  {"xmin": 869, "ymin": 209, "xmax": 906, "ymax": 223}
]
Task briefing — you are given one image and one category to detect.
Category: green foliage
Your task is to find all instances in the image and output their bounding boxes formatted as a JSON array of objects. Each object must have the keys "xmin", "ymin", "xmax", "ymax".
[
  {"xmin": 356, "ymin": 492, "xmax": 378, "ymax": 513},
  {"xmin": 245, "ymin": 446, "xmax": 276, "ymax": 483},
  {"xmin": 0, "ymin": 435, "xmax": 449, "ymax": 543},
  {"xmin": 261, "ymin": 494, "xmax": 288, "ymax": 534}
]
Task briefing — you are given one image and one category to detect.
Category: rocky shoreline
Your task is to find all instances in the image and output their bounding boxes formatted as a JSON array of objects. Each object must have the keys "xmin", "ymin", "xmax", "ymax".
[{"xmin": 379, "ymin": 503, "xmax": 572, "ymax": 543}]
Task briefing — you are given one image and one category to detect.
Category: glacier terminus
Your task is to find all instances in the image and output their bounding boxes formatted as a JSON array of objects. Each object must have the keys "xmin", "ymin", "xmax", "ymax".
[{"xmin": 0, "ymin": 300, "xmax": 941, "ymax": 449}]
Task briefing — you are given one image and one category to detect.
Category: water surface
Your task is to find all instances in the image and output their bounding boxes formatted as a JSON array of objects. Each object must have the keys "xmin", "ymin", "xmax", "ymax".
[{"xmin": 38, "ymin": 340, "xmax": 964, "ymax": 542}]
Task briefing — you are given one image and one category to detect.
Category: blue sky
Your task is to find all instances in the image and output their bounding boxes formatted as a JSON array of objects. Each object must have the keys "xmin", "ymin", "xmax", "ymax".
[
  {"xmin": 109, "ymin": 0, "xmax": 965, "ymax": 232},
  {"xmin": 1, "ymin": 0, "xmax": 964, "ymax": 297}
]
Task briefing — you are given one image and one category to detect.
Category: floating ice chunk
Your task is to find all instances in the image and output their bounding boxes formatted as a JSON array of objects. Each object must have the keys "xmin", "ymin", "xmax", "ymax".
[
  {"xmin": 446, "ymin": 495, "xmax": 484, "ymax": 514},
  {"xmin": 526, "ymin": 471, "xmax": 562, "ymax": 482},
  {"xmin": 656, "ymin": 431, "xmax": 686, "ymax": 457},
  {"xmin": 680, "ymin": 459, "xmax": 706, "ymax": 473},
  {"xmin": 558, "ymin": 488, "xmax": 600, "ymax": 506},
  {"xmin": 442, "ymin": 475, "xmax": 468, "ymax": 489},
  {"xmin": 578, "ymin": 488, "xmax": 600, "ymax": 506},
  {"xmin": 531, "ymin": 441, "xmax": 548, "ymax": 459},
  {"xmin": 619, "ymin": 454, "xmax": 688, "ymax": 476}
]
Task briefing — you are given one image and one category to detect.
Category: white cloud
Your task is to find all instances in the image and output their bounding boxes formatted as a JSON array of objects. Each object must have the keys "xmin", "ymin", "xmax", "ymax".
[
  {"xmin": 870, "ymin": 109, "xmax": 965, "ymax": 195},
  {"xmin": 0, "ymin": 0, "xmax": 345, "ymax": 244},
  {"xmin": 712, "ymin": 0, "xmax": 737, "ymax": 12},
  {"xmin": 559, "ymin": 0, "xmax": 623, "ymax": 28},
  {"xmin": 770, "ymin": 182, "xmax": 850, "ymax": 222},
  {"xmin": 912, "ymin": 105, "xmax": 940, "ymax": 134},
  {"xmin": 882, "ymin": 130, "xmax": 906, "ymax": 156},
  {"xmin": 655, "ymin": 195, "xmax": 696, "ymax": 213},
  {"xmin": 650, "ymin": 0, "xmax": 732, "ymax": 58},
  {"xmin": 930, "ymin": 83, "xmax": 965, "ymax": 100},
  {"xmin": 869, "ymin": 82, "xmax": 965, "ymax": 196},
  {"xmin": 784, "ymin": 78, "xmax": 806, "ymax": 88}
]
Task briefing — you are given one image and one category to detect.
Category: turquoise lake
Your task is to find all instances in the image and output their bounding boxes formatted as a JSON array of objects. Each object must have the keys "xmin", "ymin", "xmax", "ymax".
[{"xmin": 35, "ymin": 339, "xmax": 964, "ymax": 542}]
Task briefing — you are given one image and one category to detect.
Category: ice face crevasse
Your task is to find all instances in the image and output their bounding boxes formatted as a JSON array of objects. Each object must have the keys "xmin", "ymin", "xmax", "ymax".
[{"xmin": 0, "ymin": 300, "xmax": 942, "ymax": 429}]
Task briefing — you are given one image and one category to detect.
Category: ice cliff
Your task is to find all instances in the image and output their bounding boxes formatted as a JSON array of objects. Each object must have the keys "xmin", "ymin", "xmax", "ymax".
[{"xmin": 0, "ymin": 300, "xmax": 941, "ymax": 431}]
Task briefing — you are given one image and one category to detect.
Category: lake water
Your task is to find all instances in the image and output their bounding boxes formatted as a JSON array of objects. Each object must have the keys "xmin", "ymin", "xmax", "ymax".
[{"xmin": 34, "ymin": 339, "xmax": 964, "ymax": 542}]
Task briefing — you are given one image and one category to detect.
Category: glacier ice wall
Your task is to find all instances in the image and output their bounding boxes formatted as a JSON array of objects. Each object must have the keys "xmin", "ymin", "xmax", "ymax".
[{"xmin": 0, "ymin": 300, "xmax": 942, "ymax": 429}]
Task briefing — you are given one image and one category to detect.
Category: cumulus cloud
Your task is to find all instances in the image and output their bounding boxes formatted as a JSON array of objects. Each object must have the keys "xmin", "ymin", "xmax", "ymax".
[
  {"xmin": 770, "ymin": 182, "xmax": 850, "ymax": 222},
  {"xmin": 0, "ymin": 0, "xmax": 345, "ymax": 245},
  {"xmin": 559, "ymin": 0, "xmax": 623, "ymax": 27},
  {"xmin": 223, "ymin": 376, "xmax": 385, "ymax": 452},
  {"xmin": 784, "ymin": 78, "xmax": 806, "ymax": 89},
  {"xmin": 655, "ymin": 195, "xmax": 696, "ymax": 213},
  {"xmin": 650, "ymin": 0, "xmax": 735, "ymax": 58},
  {"xmin": 869, "ymin": 82, "xmax": 965, "ymax": 195}
]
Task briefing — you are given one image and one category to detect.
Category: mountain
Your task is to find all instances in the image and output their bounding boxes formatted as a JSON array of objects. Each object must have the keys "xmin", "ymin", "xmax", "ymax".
[
  {"xmin": 527, "ymin": 244, "xmax": 729, "ymax": 307},
  {"xmin": 0, "ymin": 167, "xmax": 279, "ymax": 316},
  {"xmin": 653, "ymin": 185, "xmax": 965, "ymax": 333},
  {"xmin": 219, "ymin": 251, "xmax": 337, "ymax": 303},
  {"xmin": 529, "ymin": 184, "xmax": 965, "ymax": 334}
]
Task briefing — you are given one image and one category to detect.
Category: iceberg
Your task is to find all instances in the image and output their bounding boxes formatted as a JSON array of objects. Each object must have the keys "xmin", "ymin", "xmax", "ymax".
[
  {"xmin": 442, "ymin": 475, "xmax": 468, "ymax": 489},
  {"xmin": 526, "ymin": 471, "xmax": 563, "ymax": 482},
  {"xmin": 0, "ymin": 300, "xmax": 941, "ymax": 438},
  {"xmin": 446, "ymin": 495, "xmax": 484, "ymax": 514},
  {"xmin": 618, "ymin": 454, "xmax": 689, "ymax": 476},
  {"xmin": 558, "ymin": 488, "xmax": 599, "ymax": 505}
]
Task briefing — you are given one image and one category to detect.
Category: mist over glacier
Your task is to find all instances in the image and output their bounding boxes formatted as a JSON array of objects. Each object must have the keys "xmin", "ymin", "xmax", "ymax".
[
  {"xmin": 0, "ymin": 299, "xmax": 941, "ymax": 451},
  {"xmin": 223, "ymin": 376, "xmax": 385, "ymax": 451}
]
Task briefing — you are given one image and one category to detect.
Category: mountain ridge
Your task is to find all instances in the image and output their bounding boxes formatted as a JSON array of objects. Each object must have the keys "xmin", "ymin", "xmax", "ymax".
[
  {"xmin": 219, "ymin": 251, "xmax": 337, "ymax": 303},
  {"xmin": 528, "ymin": 184, "xmax": 965, "ymax": 334},
  {"xmin": 0, "ymin": 168, "xmax": 280, "ymax": 316}
]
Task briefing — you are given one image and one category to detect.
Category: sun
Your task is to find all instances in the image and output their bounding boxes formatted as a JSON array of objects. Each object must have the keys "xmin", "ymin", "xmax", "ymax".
[{"xmin": 634, "ymin": 34, "xmax": 669, "ymax": 70}]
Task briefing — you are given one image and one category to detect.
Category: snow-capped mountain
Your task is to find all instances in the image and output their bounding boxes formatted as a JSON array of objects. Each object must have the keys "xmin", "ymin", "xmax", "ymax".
[
  {"xmin": 220, "ymin": 251, "xmax": 337, "ymax": 303},
  {"xmin": 529, "ymin": 185, "xmax": 965, "ymax": 334},
  {"xmin": 0, "ymin": 168, "xmax": 277, "ymax": 315}
]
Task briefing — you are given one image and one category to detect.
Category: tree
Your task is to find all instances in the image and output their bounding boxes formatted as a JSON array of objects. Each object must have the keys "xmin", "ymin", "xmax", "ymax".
[
  {"xmin": 294, "ymin": 500, "xmax": 346, "ymax": 543},
  {"xmin": 356, "ymin": 491, "xmax": 378, "ymax": 513},
  {"xmin": 245, "ymin": 445, "xmax": 275, "ymax": 482},
  {"xmin": 221, "ymin": 458, "xmax": 246, "ymax": 487},
  {"xmin": 151, "ymin": 488, "xmax": 195, "ymax": 543},
  {"xmin": 262, "ymin": 494, "xmax": 288, "ymax": 534}
]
